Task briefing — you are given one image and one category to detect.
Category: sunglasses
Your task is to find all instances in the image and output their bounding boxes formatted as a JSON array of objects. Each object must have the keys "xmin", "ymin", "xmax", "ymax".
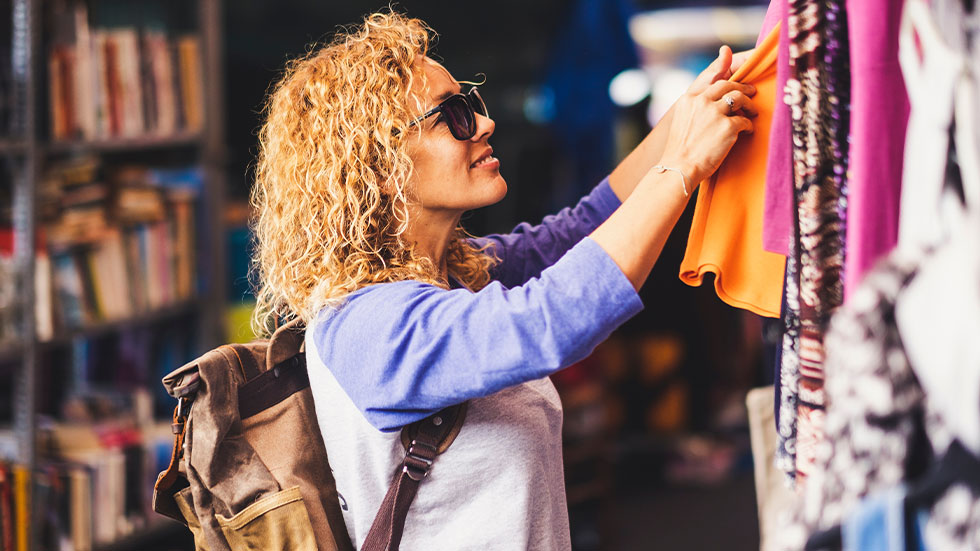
[{"xmin": 407, "ymin": 87, "xmax": 488, "ymax": 141}]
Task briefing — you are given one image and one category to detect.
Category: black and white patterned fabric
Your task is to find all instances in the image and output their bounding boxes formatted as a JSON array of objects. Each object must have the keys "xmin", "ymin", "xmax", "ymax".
[{"xmin": 779, "ymin": 242, "xmax": 980, "ymax": 550}]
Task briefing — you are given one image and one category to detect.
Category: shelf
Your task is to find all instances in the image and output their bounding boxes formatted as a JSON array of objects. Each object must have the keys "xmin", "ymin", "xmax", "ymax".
[
  {"xmin": 39, "ymin": 300, "xmax": 201, "ymax": 346},
  {"xmin": 0, "ymin": 139, "xmax": 28, "ymax": 154},
  {"xmin": 93, "ymin": 519, "xmax": 191, "ymax": 551},
  {"xmin": 44, "ymin": 132, "xmax": 203, "ymax": 155}
]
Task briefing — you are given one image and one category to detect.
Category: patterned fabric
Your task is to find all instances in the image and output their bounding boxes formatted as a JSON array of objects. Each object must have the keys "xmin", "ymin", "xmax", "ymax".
[
  {"xmin": 775, "ymin": 248, "xmax": 800, "ymax": 477},
  {"xmin": 777, "ymin": 0, "xmax": 851, "ymax": 483},
  {"xmin": 780, "ymin": 246, "xmax": 980, "ymax": 551}
]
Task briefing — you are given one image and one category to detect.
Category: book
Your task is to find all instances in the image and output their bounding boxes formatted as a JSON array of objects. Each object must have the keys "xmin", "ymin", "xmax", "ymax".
[
  {"xmin": 51, "ymin": 250, "xmax": 93, "ymax": 329},
  {"xmin": 0, "ymin": 461, "xmax": 12, "ymax": 551},
  {"xmin": 85, "ymin": 229, "xmax": 131, "ymax": 321},
  {"xmin": 12, "ymin": 465, "xmax": 27, "ymax": 551},
  {"xmin": 142, "ymin": 31, "xmax": 178, "ymax": 136},
  {"xmin": 176, "ymin": 36, "xmax": 204, "ymax": 132},
  {"xmin": 69, "ymin": 466, "xmax": 93, "ymax": 551},
  {"xmin": 72, "ymin": 2, "xmax": 96, "ymax": 140},
  {"xmin": 35, "ymin": 250, "xmax": 54, "ymax": 341},
  {"xmin": 111, "ymin": 29, "xmax": 144, "ymax": 137}
]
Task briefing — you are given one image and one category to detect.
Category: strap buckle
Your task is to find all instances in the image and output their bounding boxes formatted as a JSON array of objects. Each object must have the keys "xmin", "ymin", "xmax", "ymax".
[
  {"xmin": 172, "ymin": 397, "xmax": 191, "ymax": 434},
  {"xmin": 402, "ymin": 440, "xmax": 437, "ymax": 481}
]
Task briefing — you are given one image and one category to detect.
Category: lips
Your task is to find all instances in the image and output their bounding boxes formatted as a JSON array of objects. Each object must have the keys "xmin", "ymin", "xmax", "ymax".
[{"xmin": 470, "ymin": 148, "xmax": 495, "ymax": 168}]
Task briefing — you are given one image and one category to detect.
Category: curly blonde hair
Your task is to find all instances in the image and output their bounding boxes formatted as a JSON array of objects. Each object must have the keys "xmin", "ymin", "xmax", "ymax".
[{"xmin": 250, "ymin": 11, "xmax": 497, "ymax": 336}]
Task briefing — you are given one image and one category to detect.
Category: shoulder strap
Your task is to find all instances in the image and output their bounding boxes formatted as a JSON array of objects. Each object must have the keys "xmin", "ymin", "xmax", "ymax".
[{"xmin": 361, "ymin": 403, "xmax": 468, "ymax": 551}]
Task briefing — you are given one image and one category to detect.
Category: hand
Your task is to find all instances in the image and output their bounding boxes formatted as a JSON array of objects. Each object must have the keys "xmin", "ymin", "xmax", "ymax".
[
  {"xmin": 687, "ymin": 45, "xmax": 755, "ymax": 96},
  {"xmin": 658, "ymin": 78, "xmax": 757, "ymax": 185}
]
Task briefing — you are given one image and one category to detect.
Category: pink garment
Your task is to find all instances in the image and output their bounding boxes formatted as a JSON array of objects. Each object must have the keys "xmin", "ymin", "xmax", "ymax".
[
  {"xmin": 761, "ymin": 0, "xmax": 793, "ymax": 256},
  {"xmin": 843, "ymin": 0, "xmax": 910, "ymax": 298},
  {"xmin": 758, "ymin": 1, "xmax": 782, "ymax": 40}
]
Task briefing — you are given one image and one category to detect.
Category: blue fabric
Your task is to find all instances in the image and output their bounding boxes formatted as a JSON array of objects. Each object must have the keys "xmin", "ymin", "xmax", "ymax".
[
  {"xmin": 477, "ymin": 178, "xmax": 623, "ymax": 287},
  {"xmin": 842, "ymin": 484, "xmax": 927, "ymax": 551},
  {"xmin": 311, "ymin": 179, "xmax": 643, "ymax": 431}
]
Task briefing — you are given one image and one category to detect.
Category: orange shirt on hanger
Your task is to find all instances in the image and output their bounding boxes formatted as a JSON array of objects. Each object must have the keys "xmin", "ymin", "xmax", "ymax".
[{"xmin": 679, "ymin": 25, "xmax": 786, "ymax": 318}]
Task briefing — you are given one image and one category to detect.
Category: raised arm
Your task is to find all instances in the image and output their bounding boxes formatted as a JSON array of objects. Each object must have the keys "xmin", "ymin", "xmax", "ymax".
[{"xmin": 312, "ymin": 237, "xmax": 643, "ymax": 431}]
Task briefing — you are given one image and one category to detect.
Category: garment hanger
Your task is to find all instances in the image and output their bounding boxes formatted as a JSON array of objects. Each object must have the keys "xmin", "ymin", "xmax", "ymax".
[{"xmin": 804, "ymin": 440, "xmax": 980, "ymax": 550}]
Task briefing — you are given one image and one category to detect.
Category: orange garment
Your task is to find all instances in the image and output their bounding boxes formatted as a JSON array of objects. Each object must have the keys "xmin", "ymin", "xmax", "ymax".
[{"xmin": 679, "ymin": 25, "xmax": 786, "ymax": 318}]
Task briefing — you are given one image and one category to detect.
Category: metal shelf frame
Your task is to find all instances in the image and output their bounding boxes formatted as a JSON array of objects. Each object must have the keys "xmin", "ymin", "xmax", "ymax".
[{"xmin": 10, "ymin": 4, "xmax": 39, "ymax": 551}]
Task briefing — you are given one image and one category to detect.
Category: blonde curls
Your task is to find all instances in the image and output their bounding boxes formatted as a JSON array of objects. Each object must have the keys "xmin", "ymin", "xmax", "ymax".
[{"xmin": 251, "ymin": 11, "xmax": 497, "ymax": 336}]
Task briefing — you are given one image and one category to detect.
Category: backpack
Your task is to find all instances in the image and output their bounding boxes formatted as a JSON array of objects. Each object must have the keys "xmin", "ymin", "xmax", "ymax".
[{"xmin": 152, "ymin": 318, "xmax": 467, "ymax": 551}]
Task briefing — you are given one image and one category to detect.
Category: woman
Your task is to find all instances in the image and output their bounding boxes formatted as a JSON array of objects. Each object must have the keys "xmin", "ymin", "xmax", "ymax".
[{"xmin": 251, "ymin": 11, "xmax": 756, "ymax": 550}]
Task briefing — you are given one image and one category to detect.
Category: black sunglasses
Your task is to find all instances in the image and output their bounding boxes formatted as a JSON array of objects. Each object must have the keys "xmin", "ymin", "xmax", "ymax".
[{"xmin": 407, "ymin": 87, "xmax": 488, "ymax": 141}]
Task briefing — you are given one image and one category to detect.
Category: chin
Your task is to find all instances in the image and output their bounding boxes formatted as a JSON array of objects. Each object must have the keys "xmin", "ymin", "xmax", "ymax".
[{"xmin": 484, "ymin": 174, "xmax": 508, "ymax": 205}]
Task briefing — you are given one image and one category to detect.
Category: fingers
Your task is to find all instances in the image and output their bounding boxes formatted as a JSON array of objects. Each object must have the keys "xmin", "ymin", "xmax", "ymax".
[
  {"xmin": 705, "ymin": 79, "xmax": 756, "ymax": 101},
  {"xmin": 718, "ymin": 91, "xmax": 758, "ymax": 118},
  {"xmin": 710, "ymin": 45, "xmax": 734, "ymax": 82},
  {"xmin": 728, "ymin": 114, "xmax": 755, "ymax": 135}
]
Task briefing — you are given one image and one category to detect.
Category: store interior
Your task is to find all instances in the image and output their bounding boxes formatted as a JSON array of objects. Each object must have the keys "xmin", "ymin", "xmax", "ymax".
[{"xmin": 2, "ymin": 0, "xmax": 978, "ymax": 549}]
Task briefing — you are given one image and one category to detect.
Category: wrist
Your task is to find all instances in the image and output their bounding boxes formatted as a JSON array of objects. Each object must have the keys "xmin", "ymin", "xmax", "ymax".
[{"xmin": 653, "ymin": 158, "xmax": 701, "ymax": 194}]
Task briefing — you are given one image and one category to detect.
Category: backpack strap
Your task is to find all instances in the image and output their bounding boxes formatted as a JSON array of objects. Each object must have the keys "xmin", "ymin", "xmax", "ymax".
[{"xmin": 361, "ymin": 402, "xmax": 468, "ymax": 551}]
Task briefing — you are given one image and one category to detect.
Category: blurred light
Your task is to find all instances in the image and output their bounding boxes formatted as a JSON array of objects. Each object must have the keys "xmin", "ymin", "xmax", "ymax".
[
  {"xmin": 649, "ymin": 68, "xmax": 696, "ymax": 125},
  {"xmin": 629, "ymin": 6, "xmax": 767, "ymax": 54},
  {"xmin": 523, "ymin": 86, "xmax": 556, "ymax": 125},
  {"xmin": 608, "ymin": 68, "xmax": 651, "ymax": 107}
]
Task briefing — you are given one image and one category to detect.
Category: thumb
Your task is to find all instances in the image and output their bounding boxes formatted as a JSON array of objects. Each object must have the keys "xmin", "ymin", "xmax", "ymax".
[{"xmin": 711, "ymin": 45, "xmax": 734, "ymax": 81}]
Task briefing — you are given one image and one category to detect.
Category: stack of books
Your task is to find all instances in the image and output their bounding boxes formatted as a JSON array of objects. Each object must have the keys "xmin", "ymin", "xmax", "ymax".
[
  {"xmin": 0, "ymin": 418, "xmax": 175, "ymax": 551},
  {"xmin": 0, "ymin": 157, "xmax": 202, "ymax": 342}
]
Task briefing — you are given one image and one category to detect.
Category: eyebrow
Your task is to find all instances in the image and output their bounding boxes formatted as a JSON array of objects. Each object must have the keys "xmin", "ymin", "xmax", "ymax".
[{"xmin": 433, "ymin": 88, "xmax": 458, "ymax": 102}]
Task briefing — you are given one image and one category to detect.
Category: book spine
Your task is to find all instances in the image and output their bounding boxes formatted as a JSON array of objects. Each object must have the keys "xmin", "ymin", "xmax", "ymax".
[{"xmin": 12, "ymin": 466, "xmax": 28, "ymax": 551}]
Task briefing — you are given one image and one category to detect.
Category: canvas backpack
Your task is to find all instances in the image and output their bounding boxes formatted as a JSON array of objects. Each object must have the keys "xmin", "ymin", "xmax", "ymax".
[{"xmin": 152, "ymin": 318, "xmax": 467, "ymax": 551}]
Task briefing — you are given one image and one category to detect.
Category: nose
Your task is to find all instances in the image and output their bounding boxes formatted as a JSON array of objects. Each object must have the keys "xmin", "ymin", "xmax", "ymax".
[{"xmin": 471, "ymin": 112, "xmax": 494, "ymax": 142}]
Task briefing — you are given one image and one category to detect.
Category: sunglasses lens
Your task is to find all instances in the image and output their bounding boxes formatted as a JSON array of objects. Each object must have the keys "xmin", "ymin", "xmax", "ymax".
[
  {"xmin": 441, "ymin": 95, "xmax": 476, "ymax": 140},
  {"xmin": 467, "ymin": 88, "xmax": 488, "ymax": 118}
]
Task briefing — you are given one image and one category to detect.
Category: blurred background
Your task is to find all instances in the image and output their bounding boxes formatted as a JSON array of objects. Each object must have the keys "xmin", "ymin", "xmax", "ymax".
[{"xmin": 0, "ymin": 0, "xmax": 776, "ymax": 549}]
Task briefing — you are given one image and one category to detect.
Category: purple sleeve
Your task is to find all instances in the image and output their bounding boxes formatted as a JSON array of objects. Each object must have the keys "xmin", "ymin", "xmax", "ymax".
[
  {"xmin": 475, "ymin": 177, "xmax": 621, "ymax": 288},
  {"xmin": 311, "ymin": 237, "xmax": 643, "ymax": 431}
]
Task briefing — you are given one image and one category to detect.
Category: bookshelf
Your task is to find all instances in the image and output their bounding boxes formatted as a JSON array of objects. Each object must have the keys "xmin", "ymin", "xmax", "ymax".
[
  {"xmin": 44, "ymin": 131, "xmax": 202, "ymax": 154},
  {"xmin": 1, "ymin": 0, "xmax": 226, "ymax": 550}
]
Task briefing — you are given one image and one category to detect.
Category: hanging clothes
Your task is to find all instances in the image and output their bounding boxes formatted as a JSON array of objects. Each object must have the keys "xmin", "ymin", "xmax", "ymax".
[
  {"xmin": 779, "ymin": 236, "xmax": 980, "ymax": 551},
  {"xmin": 897, "ymin": 0, "xmax": 980, "ymax": 250},
  {"xmin": 896, "ymin": 0, "xmax": 980, "ymax": 460},
  {"xmin": 762, "ymin": 0, "xmax": 794, "ymax": 257},
  {"xmin": 775, "ymin": 0, "xmax": 851, "ymax": 484},
  {"xmin": 841, "ymin": 0, "xmax": 909, "ymax": 298},
  {"xmin": 679, "ymin": 25, "xmax": 786, "ymax": 319},
  {"xmin": 842, "ymin": 485, "xmax": 926, "ymax": 551},
  {"xmin": 781, "ymin": 4, "xmax": 980, "ymax": 546}
]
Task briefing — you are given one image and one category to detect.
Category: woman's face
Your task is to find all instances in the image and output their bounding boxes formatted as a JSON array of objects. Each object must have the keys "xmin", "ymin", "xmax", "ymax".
[{"xmin": 403, "ymin": 58, "xmax": 507, "ymax": 216}]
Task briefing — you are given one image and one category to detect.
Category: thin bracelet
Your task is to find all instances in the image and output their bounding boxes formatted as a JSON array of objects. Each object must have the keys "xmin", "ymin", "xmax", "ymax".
[{"xmin": 652, "ymin": 165, "xmax": 690, "ymax": 197}]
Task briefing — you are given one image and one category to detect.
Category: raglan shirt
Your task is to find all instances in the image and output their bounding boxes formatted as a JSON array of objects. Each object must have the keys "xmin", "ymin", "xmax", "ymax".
[{"xmin": 306, "ymin": 178, "xmax": 643, "ymax": 549}]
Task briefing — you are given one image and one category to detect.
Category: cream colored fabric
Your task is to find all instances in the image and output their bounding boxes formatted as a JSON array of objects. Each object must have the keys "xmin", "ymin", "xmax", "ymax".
[{"xmin": 747, "ymin": 386, "xmax": 799, "ymax": 551}]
